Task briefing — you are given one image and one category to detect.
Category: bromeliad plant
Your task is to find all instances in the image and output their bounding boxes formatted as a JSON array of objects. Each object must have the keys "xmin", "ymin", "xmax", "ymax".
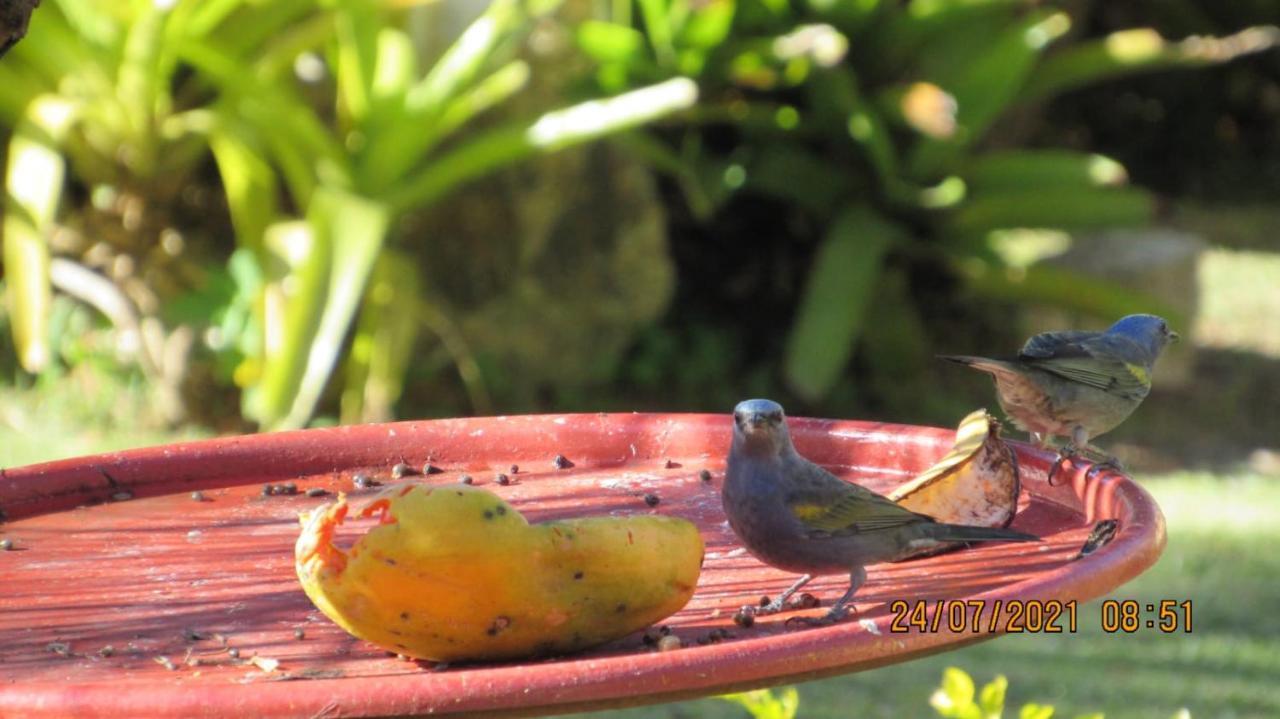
[
  {"xmin": 1, "ymin": 0, "xmax": 697, "ymax": 428},
  {"xmin": 578, "ymin": 0, "xmax": 1278, "ymax": 401}
]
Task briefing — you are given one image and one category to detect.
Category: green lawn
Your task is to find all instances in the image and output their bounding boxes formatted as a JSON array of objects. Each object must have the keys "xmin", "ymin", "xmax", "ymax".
[{"xmin": 566, "ymin": 473, "xmax": 1280, "ymax": 719}]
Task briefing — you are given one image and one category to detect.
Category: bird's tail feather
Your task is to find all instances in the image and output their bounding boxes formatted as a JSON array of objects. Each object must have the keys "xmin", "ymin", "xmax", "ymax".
[{"xmin": 927, "ymin": 524, "xmax": 1039, "ymax": 543}]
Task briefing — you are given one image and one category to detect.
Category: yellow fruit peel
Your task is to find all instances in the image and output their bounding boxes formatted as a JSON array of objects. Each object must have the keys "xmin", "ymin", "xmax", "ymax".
[
  {"xmin": 888, "ymin": 409, "xmax": 1020, "ymax": 529},
  {"xmin": 296, "ymin": 482, "xmax": 703, "ymax": 662}
]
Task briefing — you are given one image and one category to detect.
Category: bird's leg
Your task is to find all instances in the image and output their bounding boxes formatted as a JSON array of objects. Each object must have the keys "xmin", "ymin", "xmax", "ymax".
[
  {"xmin": 785, "ymin": 567, "xmax": 865, "ymax": 628},
  {"xmin": 1048, "ymin": 427, "xmax": 1091, "ymax": 486},
  {"xmin": 749, "ymin": 574, "xmax": 813, "ymax": 616},
  {"xmin": 1079, "ymin": 444, "xmax": 1125, "ymax": 480}
]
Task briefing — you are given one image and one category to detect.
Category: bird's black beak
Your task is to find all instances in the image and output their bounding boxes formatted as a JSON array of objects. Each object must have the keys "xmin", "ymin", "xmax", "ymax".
[
  {"xmin": 1169, "ymin": 330, "xmax": 1181, "ymax": 343},
  {"xmin": 745, "ymin": 412, "xmax": 769, "ymax": 429}
]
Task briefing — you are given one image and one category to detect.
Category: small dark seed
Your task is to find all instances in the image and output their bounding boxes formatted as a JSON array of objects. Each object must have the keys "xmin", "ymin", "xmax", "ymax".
[
  {"xmin": 46, "ymin": 642, "xmax": 71, "ymax": 656},
  {"xmin": 391, "ymin": 462, "xmax": 410, "ymax": 479},
  {"xmin": 261, "ymin": 484, "xmax": 274, "ymax": 496},
  {"xmin": 509, "ymin": 465, "xmax": 519, "ymax": 474},
  {"xmin": 294, "ymin": 628, "xmax": 305, "ymax": 640},
  {"xmin": 659, "ymin": 625, "xmax": 671, "ymax": 636},
  {"xmin": 423, "ymin": 463, "xmax": 443, "ymax": 475},
  {"xmin": 643, "ymin": 493, "xmax": 660, "ymax": 507},
  {"xmin": 699, "ymin": 469, "xmax": 712, "ymax": 482},
  {"xmin": 98, "ymin": 645, "xmax": 115, "ymax": 657},
  {"xmin": 306, "ymin": 487, "xmax": 328, "ymax": 498},
  {"xmin": 0, "ymin": 539, "xmax": 12, "ymax": 551},
  {"xmin": 733, "ymin": 610, "xmax": 756, "ymax": 628},
  {"xmin": 788, "ymin": 593, "xmax": 820, "ymax": 610},
  {"xmin": 461, "ymin": 475, "xmax": 474, "ymax": 485},
  {"xmin": 664, "ymin": 459, "xmax": 678, "ymax": 469},
  {"xmin": 759, "ymin": 595, "xmax": 772, "ymax": 608},
  {"xmin": 182, "ymin": 627, "xmax": 205, "ymax": 641},
  {"xmin": 283, "ymin": 483, "xmax": 298, "ymax": 495},
  {"xmin": 111, "ymin": 491, "xmax": 133, "ymax": 502},
  {"xmin": 495, "ymin": 473, "xmax": 510, "ymax": 486},
  {"xmin": 228, "ymin": 648, "xmax": 241, "ymax": 659},
  {"xmin": 553, "ymin": 455, "xmax": 574, "ymax": 469},
  {"xmin": 353, "ymin": 473, "xmax": 371, "ymax": 489},
  {"xmin": 190, "ymin": 491, "xmax": 207, "ymax": 502}
]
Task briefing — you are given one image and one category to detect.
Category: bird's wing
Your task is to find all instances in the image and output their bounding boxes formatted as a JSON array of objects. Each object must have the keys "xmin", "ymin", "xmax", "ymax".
[
  {"xmin": 1019, "ymin": 331, "xmax": 1151, "ymax": 401},
  {"xmin": 785, "ymin": 462, "xmax": 933, "ymax": 536}
]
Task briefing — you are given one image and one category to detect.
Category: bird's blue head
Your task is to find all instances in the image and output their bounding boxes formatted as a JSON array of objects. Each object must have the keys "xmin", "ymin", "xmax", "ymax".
[
  {"xmin": 1106, "ymin": 314, "xmax": 1179, "ymax": 361},
  {"xmin": 732, "ymin": 399, "xmax": 792, "ymax": 457}
]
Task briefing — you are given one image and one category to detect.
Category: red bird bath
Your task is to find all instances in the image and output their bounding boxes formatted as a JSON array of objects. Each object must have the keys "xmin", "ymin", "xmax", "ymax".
[{"xmin": 0, "ymin": 413, "xmax": 1164, "ymax": 717}]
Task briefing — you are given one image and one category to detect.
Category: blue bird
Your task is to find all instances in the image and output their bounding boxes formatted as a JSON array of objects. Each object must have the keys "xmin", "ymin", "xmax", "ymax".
[
  {"xmin": 941, "ymin": 314, "xmax": 1178, "ymax": 479},
  {"xmin": 722, "ymin": 399, "xmax": 1038, "ymax": 625}
]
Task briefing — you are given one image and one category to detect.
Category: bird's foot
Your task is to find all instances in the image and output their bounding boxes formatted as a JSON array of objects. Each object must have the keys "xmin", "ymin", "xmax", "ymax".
[
  {"xmin": 783, "ymin": 604, "xmax": 853, "ymax": 629},
  {"xmin": 1047, "ymin": 445, "xmax": 1081, "ymax": 486},
  {"xmin": 741, "ymin": 595, "xmax": 785, "ymax": 617},
  {"xmin": 1083, "ymin": 455, "xmax": 1125, "ymax": 481}
]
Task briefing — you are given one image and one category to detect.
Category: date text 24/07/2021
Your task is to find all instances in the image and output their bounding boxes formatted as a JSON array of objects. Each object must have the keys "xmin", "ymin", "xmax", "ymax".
[{"xmin": 886, "ymin": 599, "xmax": 1193, "ymax": 634}]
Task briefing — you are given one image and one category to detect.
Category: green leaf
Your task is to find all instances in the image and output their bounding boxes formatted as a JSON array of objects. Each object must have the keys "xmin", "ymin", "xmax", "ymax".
[
  {"xmin": 389, "ymin": 77, "xmax": 698, "ymax": 212},
  {"xmin": 335, "ymin": 0, "xmax": 382, "ymax": 125},
  {"xmin": 1020, "ymin": 26, "xmax": 1280, "ymax": 104},
  {"xmin": 978, "ymin": 674, "xmax": 1009, "ymax": 718},
  {"xmin": 1020, "ymin": 703, "xmax": 1055, "ymax": 719},
  {"xmin": 278, "ymin": 187, "xmax": 391, "ymax": 429},
  {"xmin": 717, "ymin": 687, "xmax": 800, "ymax": 719},
  {"xmin": 783, "ymin": 206, "xmax": 899, "ymax": 400},
  {"xmin": 340, "ymin": 249, "xmax": 421, "ymax": 424},
  {"xmin": 209, "ymin": 119, "xmax": 280, "ymax": 256},
  {"xmin": 909, "ymin": 9, "xmax": 1071, "ymax": 177},
  {"xmin": 679, "ymin": 0, "xmax": 735, "ymax": 49},
  {"xmin": 577, "ymin": 20, "xmax": 645, "ymax": 63},
  {"xmin": 404, "ymin": 0, "xmax": 523, "ymax": 115},
  {"xmin": 961, "ymin": 262, "xmax": 1183, "ymax": 327},
  {"xmin": 948, "ymin": 186, "xmax": 1153, "ymax": 235},
  {"xmin": 3, "ymin": 96, "xmax": 78, "ymax": 373},
  {"xmin": 964, "ymin": 151, "xmax": 1129, "ymax": 193},
  {"xmin": 117, "ymin": 0, "xmax": 169, "ymax": 169},
  {"xmin": 246, "ymin": 220, "xmax": 330, "ymax": 426},
  {"xmin": 372, "ymin": 28, "xmax": 418, "ymax": 103}
]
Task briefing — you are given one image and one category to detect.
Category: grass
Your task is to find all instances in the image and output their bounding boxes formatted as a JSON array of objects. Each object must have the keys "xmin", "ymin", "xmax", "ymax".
[{"xmin": 565, "ymin": 472, "xmax": 1280, "ymax": 719}]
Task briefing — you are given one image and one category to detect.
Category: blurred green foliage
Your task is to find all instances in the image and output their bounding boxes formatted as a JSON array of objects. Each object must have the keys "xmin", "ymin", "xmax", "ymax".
[
  {"xmin": 1, "ymin": 0, "xmax": 1275, "ymax": 427},
  {"xmin": 0, "ymin": 0, "xmax": 696, "ymax": 428},
  {"xmin": 579, "ymin": 0, "xmax": 1276, "ymax": 402}
]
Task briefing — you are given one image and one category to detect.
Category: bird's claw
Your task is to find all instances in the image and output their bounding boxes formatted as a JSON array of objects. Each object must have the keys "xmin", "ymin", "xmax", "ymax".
[
  {"xmin": 1084, "ymin": 457, "xmax": 1125, "ymax": 481},
  {"xmin": 782, "ymin": 605, "xmax": 853, "ymax": 629},
  {"xmin": 1047, "ymin": 445, "xmax": 1080, "ymax": 486}
]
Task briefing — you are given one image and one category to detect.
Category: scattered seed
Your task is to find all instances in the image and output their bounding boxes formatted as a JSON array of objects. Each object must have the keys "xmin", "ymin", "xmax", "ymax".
[
  {"xmin": 182, "ymin": 627, "xmax": 206, "ymax": 642},
  {"xmin": 228, "ymin": 648, "xmax": 241, "ymax": 659},
  {"xmin": 46, "ymin": 642, "xmax": 71, "ymax": 657},
  {"xmin": 641, "ymin": 627, "xmax": 662, "ymax": 646},
  {"xmin": 155, "ymin": 656, "xmax": 178, "ymax": 671},
  {"xmin": 261, "ymin": 484, "xmax": 274, "ymax": 497},
  {"xmin": 98, "ymin": 645, "xmax": 115, "ymax": 657},
  {"xmin": 391, "ymin": 462, "xmax": 410, "ymax": 479},
  {"xmin": 759, "ymin": 595, "xmax": 772, "ymax": 608},
  {"xmin": 353, "ymin": 474, "xmax": 372, "ymax": 489},
  {"xmin": 305, "ymin": 487, "xmax": 328, "ymax": 498},
  {"xmin": 293, "ymin": 628, "xmax": 305, "ymax": 640},
  {"xmin": 709, "ymin": 628, "xmax": 731, "ymax": 641},
  {"xmin": 249, "ymin": 656, "xmax": 280, "ymax": 672},
  {"xmin": 495, "ymin": 473, "xmax": 510, "ymax": 486},
  {"xmin": 553, "ymin": 455, "xmax": 574, "ymax": 469},
  {"xmin": 787, "ymin": 593, "xmax": 820, "ymax": 610},
  {"xmin": 699, "ymin": 469, "xmax": 712, "ymax": 482},
  {"xmin": 643, "ymin": 493, "xmax": 660, "ymax": 507},
  {"xmin": 664, "ymin": 459, "xmax": 679, "ymax": 469},
  {"xmin": 733, "ymin": 609, "xmax": 756, "ymax": 628},
  {"xmin": 282, "ymin": 483, "xmax": 298, "ymax": 496},
  {"xmin": 423, "ymin": 463, "xmax": 443, "ymax": 475},
  {"xmin": 509, "ymin": 465, "xmax": 519, "ymax": 474},
  {"xmin": 460, "ymin": 475, "xmax": 474, "ymax": 485},
  {"xmin": 190, "ymin": 491, "xmax": 207, "ymax": 502},
  {"xmin": 656, "ymin": 635, "xmax": 682, "ymax": 652},
  {"xmin": 0, "ymin": 539, "xmax": 12, "ymax": 551},
  {"xmin": 111, "ymin": 491, "xmax": 133, "ymax": 502}
]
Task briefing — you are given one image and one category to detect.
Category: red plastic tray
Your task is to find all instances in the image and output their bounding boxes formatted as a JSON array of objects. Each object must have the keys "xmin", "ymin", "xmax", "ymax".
[{"xmin": 0, "ymin": 413, "xmax": 1165, "ymax": 717}]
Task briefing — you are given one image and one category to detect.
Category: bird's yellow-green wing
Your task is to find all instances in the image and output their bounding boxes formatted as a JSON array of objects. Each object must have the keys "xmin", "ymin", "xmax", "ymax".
[
  {"xmin": 786, "ymin": 464, "xmax": 933, "ymax": 536},
  {"xmin": 1020, "ymin": 332, "xmax": 1151, "ymax": 401}
]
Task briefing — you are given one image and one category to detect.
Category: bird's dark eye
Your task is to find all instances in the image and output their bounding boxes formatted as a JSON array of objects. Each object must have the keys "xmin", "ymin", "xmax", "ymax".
[{"xmin": 768, "ymin": 411, "xmax": 783, "ymax": 423}]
